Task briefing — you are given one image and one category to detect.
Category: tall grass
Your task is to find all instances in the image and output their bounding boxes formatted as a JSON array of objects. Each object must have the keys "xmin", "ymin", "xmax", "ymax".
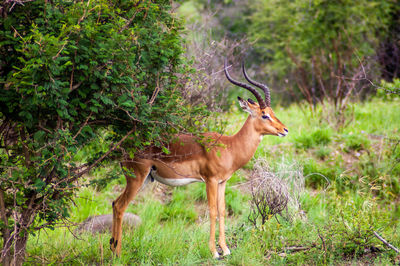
[{"xmin": 25, "ymin": 98, "xmax": 400, "ymax": 265}]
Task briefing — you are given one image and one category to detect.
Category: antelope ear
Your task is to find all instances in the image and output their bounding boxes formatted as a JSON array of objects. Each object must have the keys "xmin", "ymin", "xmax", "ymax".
[
  {"xmin": 237, "ymin": 96, "xmax": 254, "ymax": 115},
  {"xmin": 247, "ymin": 98, "xmax": 256, "ymax": 105}
]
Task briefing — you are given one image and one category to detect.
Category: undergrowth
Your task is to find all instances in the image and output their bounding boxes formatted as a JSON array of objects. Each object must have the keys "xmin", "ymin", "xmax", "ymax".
[{"xmin": 25, "ymin": 98, "xmax": 400, "ymax": 265}]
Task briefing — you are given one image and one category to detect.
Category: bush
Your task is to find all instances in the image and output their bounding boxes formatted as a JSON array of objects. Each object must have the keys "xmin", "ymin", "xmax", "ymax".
[
  {"xmin": 341, "ymin": 134, "xmax": 371, "ymax": 152},
  {"xmin": 314, "ymin": 146, "xmax": 332, "ymax": 160},
  {"xmin": 295, "ymin": 128, "xmax": 332, "ymax": 150},
  {"xmin": 249, "ymin": 0, "xmax": 392, "ymax": 111},
  {"xmin": 294, "ymin": 134, "xmax": 314, "ymax": 150},
  {"xmin": 303, "ymin": 158, "xmax": 341, "ymax": 189},
  {"xmin": 321, "ymin": 195, "xmax": 391, "ymax": 257},
  {"xmin": 0, "ymin": 0, "xmax": 201, "ymax": 263},
  {"xmin": 311, "ymin": 128, "xmax": 333, "ymax": 146},
  {"xmin": 248, "ymin": 158, "xmax": 305, "ymax": 227}
]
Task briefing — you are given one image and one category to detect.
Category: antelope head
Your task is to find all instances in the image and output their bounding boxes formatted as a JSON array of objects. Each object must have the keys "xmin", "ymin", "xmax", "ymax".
[{"xmin": 224, "ymin": 59, "xmax": 288, "ymax": 137}]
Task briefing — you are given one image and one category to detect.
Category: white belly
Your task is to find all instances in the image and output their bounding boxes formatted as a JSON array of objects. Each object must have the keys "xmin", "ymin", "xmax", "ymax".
[{"xmin": 150, "ymin": 169, "xmax": 203, "ymax": 187}]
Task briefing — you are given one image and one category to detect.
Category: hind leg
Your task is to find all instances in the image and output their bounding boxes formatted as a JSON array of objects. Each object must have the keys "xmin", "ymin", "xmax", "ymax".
[
  {"xmin": 217, "ymin": 180, "xmax": 230, "ymax": 256},
  {"xmin": 110, "ymin": 161, "xmax": 150, "ymax": 256}
]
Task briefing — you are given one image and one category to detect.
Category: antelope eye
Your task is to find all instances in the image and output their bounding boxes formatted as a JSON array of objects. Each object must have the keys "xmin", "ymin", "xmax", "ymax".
[{"xmin": 262, "ymin": 115, "xmax": 270, "ymax": 120}]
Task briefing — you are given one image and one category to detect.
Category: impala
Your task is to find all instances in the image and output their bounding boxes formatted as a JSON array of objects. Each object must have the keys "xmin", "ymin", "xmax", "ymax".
[{"xmin": 110, "ymin": 59, "xmax": 288, "ymax": 258}]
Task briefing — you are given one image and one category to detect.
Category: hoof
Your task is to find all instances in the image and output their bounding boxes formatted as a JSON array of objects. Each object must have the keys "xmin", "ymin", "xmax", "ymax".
[
  {"xmin": 222, "ymin": 248, "xmax": 231, "ymax": 256},
  {"xmin": 110, "ymin": 237, "xmax": 120, "ymax": 256},
  {"xmin": 109, "ymin": 237, "xmax": 114, "ymax": 251},
  {"xmin": 213, "ymin": 251, "xmax": 220, "ymax": 259}
]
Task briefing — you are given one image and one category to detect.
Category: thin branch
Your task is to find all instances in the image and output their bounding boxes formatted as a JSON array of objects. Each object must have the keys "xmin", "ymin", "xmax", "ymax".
[
  {"xmin": 73, "ymin": 112, "xmax": 93, "ymax": 140},
  {"xmin": 52, "ymin": 40, "xmax": 68, "ymax": 60},
  {"xmin": 373, "ymin": 231, "xmax": 400, "ymax": 253},
  {"xmin": 0, "ymin": 189, "xmax": 10, "ymax": 240},
  {"xmin": 148, "ymin": 74, "xmax": 161, "ymax": 105},
  {"xmin": 317, "ymin": 228, "xmax": 327, "ymax": 254},
  {"xmin": 284, "ymin": 245, "xmax": 314, "ymax": 252},
  {"xmin": 118, "ymin": 6, "xmax": 144, "ymax": 33},
  {"xmin": 75, "ymin": 128, "xmax": 135, "ymax": 178}
]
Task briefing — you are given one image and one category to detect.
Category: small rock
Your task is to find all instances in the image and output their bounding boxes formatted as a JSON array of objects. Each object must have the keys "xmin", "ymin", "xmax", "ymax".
[{"xmin": 77, "ymin": 213, "xmax": 141, "ymax": 234}]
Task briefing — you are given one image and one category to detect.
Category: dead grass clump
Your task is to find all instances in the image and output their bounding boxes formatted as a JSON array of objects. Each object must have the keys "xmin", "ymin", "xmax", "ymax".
[{"xmin": 248, "ymin": 158, "xmax": 305, "ymax": 228}]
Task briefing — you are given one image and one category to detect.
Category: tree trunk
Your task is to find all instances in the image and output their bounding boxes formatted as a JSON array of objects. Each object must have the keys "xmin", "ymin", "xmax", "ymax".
[
  {"xmin": 1, "ymin": 233, "xmax": 28, "ymax": 266},
  {"xmin": 12, "ymin": 233, "xmax": 28, "ymax": 266},
  {"xmin": 1, "ymin": 206, "xmax": 36, "ymax": 266},
  {"xmin": 0, "ymin": 189, "xmax": 12, "ymax": 266},
  {"xmin": 1, "ymin": 234, "xmax": 12, "ymax": 266}
]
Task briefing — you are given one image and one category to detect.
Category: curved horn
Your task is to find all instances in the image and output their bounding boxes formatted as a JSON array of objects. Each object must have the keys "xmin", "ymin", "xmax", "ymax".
[
  {"xmin": 242, "ymin": 61, "xmax": 271, "ymax": 107},
  {"xmin": 224, "ymin": 59, "xmax": 266, "ymax": 109}
]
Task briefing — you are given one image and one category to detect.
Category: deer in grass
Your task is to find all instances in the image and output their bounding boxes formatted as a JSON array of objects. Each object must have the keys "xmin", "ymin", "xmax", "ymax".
[{"xmin": 110, "ymin": 59, "xmax": 288, "ymax": 258}]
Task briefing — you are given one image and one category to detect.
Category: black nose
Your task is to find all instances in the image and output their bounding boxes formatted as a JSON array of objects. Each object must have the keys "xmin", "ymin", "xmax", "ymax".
[{"xmin": 284, "ymin": 128, "xmax": 288, "ymax": 133}]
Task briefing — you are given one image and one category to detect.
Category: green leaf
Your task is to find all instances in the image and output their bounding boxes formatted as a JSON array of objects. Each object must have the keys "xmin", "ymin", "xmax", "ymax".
[
  {"xmin": 162, "ymin": 146, "xmax": 171, "ymax": 155},
  {"xmin": 33, "ymin": 130, "xmax": 46, "ymax": 141}
]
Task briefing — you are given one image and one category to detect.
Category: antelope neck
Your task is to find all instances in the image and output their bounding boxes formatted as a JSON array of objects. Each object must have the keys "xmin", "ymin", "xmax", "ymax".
[{"xmin": 230, "ymin": 116, "xmax": 261, "ymax": 168}]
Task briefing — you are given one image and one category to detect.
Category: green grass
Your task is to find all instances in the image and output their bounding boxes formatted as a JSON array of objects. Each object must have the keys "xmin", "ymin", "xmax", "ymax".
[
  {"xmin": 25, "ymin": 98, "xmax": 400, "ymax": 265},
  {"xmin": 26, "ymin": 189, "xmax": 400, "ymax": 265}
]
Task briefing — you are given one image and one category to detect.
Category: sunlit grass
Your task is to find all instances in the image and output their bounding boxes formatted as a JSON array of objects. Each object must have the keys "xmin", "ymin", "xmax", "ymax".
[{"xmin": 26, "ymin": 98, "xmax": 400, "ymax": 265}]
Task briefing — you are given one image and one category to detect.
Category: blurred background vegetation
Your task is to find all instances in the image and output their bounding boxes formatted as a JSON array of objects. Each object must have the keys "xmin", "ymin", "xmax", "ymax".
[
  {"xmin": 180, "ymin": 0, "xmax": 400, "ymax": 111},
  {"xmin": 1, "ymin": 0, "xmax": 400, "ymax": 265}
]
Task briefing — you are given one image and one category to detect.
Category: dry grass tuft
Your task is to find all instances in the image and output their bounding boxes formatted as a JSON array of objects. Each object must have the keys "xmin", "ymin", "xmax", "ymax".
[{"xmin": 248, "ymin": 158, "xmax": 305, "ymax": 227}]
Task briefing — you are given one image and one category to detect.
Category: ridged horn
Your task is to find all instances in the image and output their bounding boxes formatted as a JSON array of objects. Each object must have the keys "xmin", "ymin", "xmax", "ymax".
[
  {"xmin": 242, "ymin": 61, "xmax": 271, "ymax": 107},
  {"xmin": 224, "ymin": 59, "xmax": 266, "ymax": 109}
]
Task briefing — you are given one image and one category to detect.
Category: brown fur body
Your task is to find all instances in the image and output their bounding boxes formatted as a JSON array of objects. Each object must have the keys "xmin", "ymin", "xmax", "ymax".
[{"xmin": 110, "ymin": 102, "xmax": 288, "ymax": 258}]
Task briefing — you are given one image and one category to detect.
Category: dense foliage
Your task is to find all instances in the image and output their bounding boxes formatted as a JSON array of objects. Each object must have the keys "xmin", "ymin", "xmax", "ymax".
[
  {"xmin": 249, "ymin": 0, "xmax": 391, "ymax": 108},
  {"xmin": 0, "ymin": 0, "xmax": 199, "ymax": 264},
  {"xmin": 379, "ymin": 3, "xmax": 400, "ymax": 81},
  {"xmin": 190, "ymin": 0, "xmax": 398, "ymax": 111}
]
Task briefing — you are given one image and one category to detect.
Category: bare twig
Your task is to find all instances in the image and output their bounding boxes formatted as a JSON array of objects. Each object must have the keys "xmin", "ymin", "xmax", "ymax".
[
  {"xmin": 118, "ymin": 6, "xmax": 144, "ymax": 33},
  {"xmin": 76, "ymin": 128, "xmax": 135, "ymax": 178},
  {"xmin": 373, "ymin": 231, "xmax": 400, "ymax": 253},
  {"xmin": 284, "ymin": 245, "xmax": 315, "ymax": 252},
  {"xmin": 277, "ymin": 244, "xmax": 315, "ymax": 257},
  {"xmin": 148, "ymin": 74, "xmax": 161, "ymax": 105},
  {"xmin": 73, "ymin": 112, "xmax": 93, "ymax": 140},
  {"xmin": 0, "ymin": 189, "xmax": 11, "ymax": 264}
]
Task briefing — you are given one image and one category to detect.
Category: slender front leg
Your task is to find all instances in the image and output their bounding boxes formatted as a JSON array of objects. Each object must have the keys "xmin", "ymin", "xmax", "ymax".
[
  {"xmin": 111, "ymin": 166, "xmax": 147, "ymax": 256},
  {"xmin": 217, "ymin": 180, "xmax": 230, "ymax": 256},
  {"xmin": 206, "ymin": 179, "xmax": 219, "ymax": 258}
]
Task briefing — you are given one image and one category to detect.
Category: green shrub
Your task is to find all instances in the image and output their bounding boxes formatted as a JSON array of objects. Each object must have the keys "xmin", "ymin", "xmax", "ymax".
[
  {"xmin": 342, "ymin": 134, "xmax": 371, "ymax": 152},
  {"xmin": 249, "ymin": 0, "xmax": 392, "ymax": 111},
  {"xmin": 295, "ymin": 128, "xmax": 332, "ymax": 150},
  {"xmin": 311, "ymin": 128, "xmax": 332, "ymax": 146},
  {"xmin": 295, "ymin": 134, "xmax": 314, "ymax": 150},
  {"xmin": 303, "ymin": 158, "xmax": 340, "ymax": 188},
  {"xmin": 0, "ymin": 1, "xmax": 202, "ymax": 262},
  {"xmin": 321, "ymin": 195, "xmax": 391, "ymax": 257},
  {"xmin": 314, "ymin": 146, "xmax": 331, "ymax": 160}
]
